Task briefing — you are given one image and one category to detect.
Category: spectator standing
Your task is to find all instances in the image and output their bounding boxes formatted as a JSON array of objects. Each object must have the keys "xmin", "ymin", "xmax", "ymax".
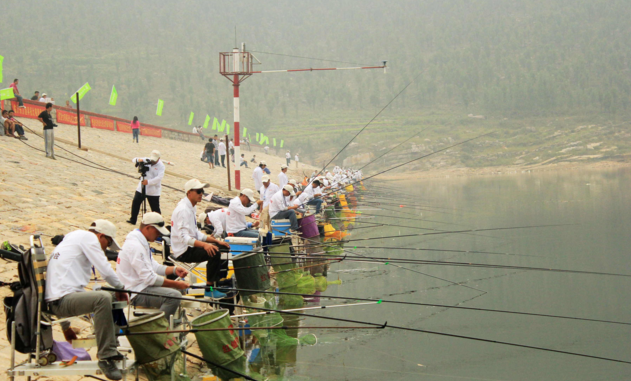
[
  {"xmin": 213, "ymin": 135, "xmax": 220, "ymax": 165},
  {"xmin": 39, "ymin": 93, "xmax": 48, "ymax": 103},
  {"xmin": 229, "ymin": 138, "xmax": 235, "ymax": 162},
  {"xmin": 127, "ymin": 150, "xmax": 165, "ymax": 225},
  {"xmin": 31, "ymin": 91, "xmax": 40, "ymax": 101},
  {"xmin": 7, "ymin": 110, "xmax": 28, "ymax": 140},
  {"xmin": 252, "ymin": 161, "xmax": 266, "ymax": 192},
  {"xmin": 131, "ymin": 116, "xmax": 140, "ymax": 143},
  {"xmin": 9, "ymin": 79, "xmax": 25, "ymax": 108},
  {"xmin": 38, "ymin": 102, "xmax": 56, "ymax": 159},
  {"xmin": 240, "ymin": 154, "xmax": 249, "ymax": 168},
  {"xmin": 278, "ymin": 165, "xmax": 288, "ymax": 189},
  {"xmin": 204, "ymin": 138, "xmax": 215, "ymax": 169},
  {"xmin": 295, "ymin": 153, "xmax": 300, "ymax": 168},
  {"xmin": 264, "ymin": 146, "xmax": 269, "ymax": 154},
  {"xmin": 245, "ymin": 137, "xmax": 251, "ymax": 151},
  {"xmin": 285, "ymin": 151, "xmax": 291, "ymax": 166},
  {"xmin": 65, "ymin": 100, "xmax": 73, "ymax": 109},
  {"xmin": 218, "ymin": 138, "xmax": 227, "ymax": 167}
]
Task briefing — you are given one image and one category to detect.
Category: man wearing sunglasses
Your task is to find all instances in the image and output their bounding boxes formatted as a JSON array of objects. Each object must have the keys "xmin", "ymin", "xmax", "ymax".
[
  {"xmin": 45, "ymin": 220, "xmax": 129, "ymax": 381},
  {"xmin": 170, "ymin": 179, "xmax": 230, "ymax": 298},
  {"xmin": 117, "ymin": 212, "xmax": 189, "ymax": 320}
]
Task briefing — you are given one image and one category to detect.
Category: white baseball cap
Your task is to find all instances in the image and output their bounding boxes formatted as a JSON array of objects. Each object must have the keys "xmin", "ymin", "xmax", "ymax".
[
  {"xmin": 260, "ymin": 161, "xmax": 267, "ymax": 166},
  {"xmin": 91, "ymin": 220, "xmax": 121, "ymax": 250},
  {"xmin": 261, "ymin": 175, "xmax": 270, "ymax": 183},
  {"xmin": 241, "ymin": 188, "xmax": 256, "ymax": 203},
  {"xmin": 283, "ymin": 184, "xmax": 295, "ymax": 196},
  {"xmin": 149, "ymin": 150, "xmax": 161, "ymax": 162},
  {"xmin": 281, "ymin": 165, "xmax": 288, "ymax": 169},
  {"xmin": 184, "ymin": 178, "xmax": 209, "ymax": 193},
  {"xmin": 289, "ymin": 179, "xmax": 297, "ymax": 186},
  {"xmin": 197, "ymin": 212, "xmax": 208, "ymax": 226},
  {"xmin": 142, "ymin": 212, "xmax": 170, "ymax": 236}
]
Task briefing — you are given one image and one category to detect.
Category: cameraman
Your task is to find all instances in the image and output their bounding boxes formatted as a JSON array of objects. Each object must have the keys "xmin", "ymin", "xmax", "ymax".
[
  {"xmin": 37, "ymin": 102, "xmax": 56, "ymax": 159},
  {"xmin": 127, "ymin": 150, "xmax": 165, "ymax": 225}
]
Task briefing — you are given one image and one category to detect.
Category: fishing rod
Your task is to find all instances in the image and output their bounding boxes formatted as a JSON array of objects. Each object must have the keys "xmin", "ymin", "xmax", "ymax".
[
  {"xmin": 357, "ymin": 129, "xmax": 425, "ymax": 171},
  {"xmin": 322, "ymin": 131, "xmax": 494, "ymax": 198},
  {"xmin": 102, "ymin": 287, "xmax": 631, "ymax": 365},
  {"xmin": 286, "ymin": 254, "xmax": 631, "ymax": 278},
  {"xmin": 210, "ymin": 287, "xmax": 631, "ymax": 327},
  {"xmin": 315, "ymin": 72, "xmax": 423, "ymax": 179},
  {"xmin": 349, "ymin": 244, "xmax": 539, "ymax": 258},
  {"xmin": 123, "ymin": 324, "xmax": 382, "ymax": 336},
  {"xmin": 343, "ymin": 224, "xmax": 571, "ymax": 243},
  {"xmin": 232, "ymin": 302, "xmax": 377, "ymax": 318}
]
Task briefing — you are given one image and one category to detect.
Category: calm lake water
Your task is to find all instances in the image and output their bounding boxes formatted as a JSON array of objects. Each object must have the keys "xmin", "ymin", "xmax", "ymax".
[{"xmin": 253, "ymin": 167, "xmax": 631, "ymax": 380}]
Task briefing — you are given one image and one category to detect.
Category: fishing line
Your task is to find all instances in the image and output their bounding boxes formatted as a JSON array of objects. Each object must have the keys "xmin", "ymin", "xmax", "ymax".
[
  {"xmin": 181, "ymin": 350, "xmax": 256, "ymax": 381},
  {"xmin": 357, "ymin": 129, "xmax": 425, "ymax": 171},
  {"xmin": 102, "ymin": 287, "xmax": 631, "ymax": 365},
  {"xmin": 211, "ymin": 287, "xmax": 631, "ymax": 326}
]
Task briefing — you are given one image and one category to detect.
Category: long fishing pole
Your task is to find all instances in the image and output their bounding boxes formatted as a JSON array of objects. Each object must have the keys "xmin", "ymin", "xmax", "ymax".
[
  {"xmin": 349, "ymin": 244, "xmax": 539, "ymax": 258},
  {"xmin": 343, "ymin": 224, "xmax": 571, "ymax": 243},
  {"xmin": 210, "ymin": 287, "xmax": 631, "ymax": 327},
  {"xmin": 102, "ymin": 287, "xmax": 631, "ymax": 365},
  {"xmin": 322, "ymin": 131, "xmax": 494, "ymax": 197},
  {"xmin": 357, "ymin": 129, "xmax": 425, "ymax": 171},
  {"xmin": 315, "ymin": 72, "xmax": 423, "ymax": 178},
  {"xmin": 123, "ymin": 325, "xmax": 382, "ymax": 336}
]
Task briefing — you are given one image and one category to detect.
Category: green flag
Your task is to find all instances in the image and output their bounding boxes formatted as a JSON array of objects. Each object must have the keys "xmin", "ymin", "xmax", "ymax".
[
  {"xmin": 256, "ymin": 132, "xmax": 259, "ymax": 142},
  {"xmin": 226, "ymin": 123, "xmax": 230, "ymax": 135},
  {"xmin": 0, "ymin": 88, "xmax": 14, "ymax": 101},
  {"xmin": 156, "ymin": 99, "xmax": 164, "ymax": 116},
  {"xmin": 273, "ymin": 138, "xmax": 277, "ymax": 147},
  {"xmin": 203, "ymin": 115, "xmax": 210, "ymax": 129},
  {"xmin": 109, "ymin": 85, "xmax": 117, "ymax": 106},
  {"xmin": 242, "ymin": 127, "xmax": 248, "ymax": 137},
  {"xmin": 188, "ymin": 112, "xmax": 195, "ymax": 125},
  {"xmin": 0, "ymin": 55, "xmax": 3, "ymax": 83},
  {"xmin": 280, "ymin": 140, "xmax": 284, "ymax": 148},
  {"xmin": 71, "ymin": 82, "xmax": 91, "ymax": 103}
]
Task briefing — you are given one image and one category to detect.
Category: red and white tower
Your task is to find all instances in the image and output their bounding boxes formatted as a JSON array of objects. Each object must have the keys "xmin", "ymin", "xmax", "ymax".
[{"xmin": 220, "ymin": 44, "xmax": 385, "ymax": 190}]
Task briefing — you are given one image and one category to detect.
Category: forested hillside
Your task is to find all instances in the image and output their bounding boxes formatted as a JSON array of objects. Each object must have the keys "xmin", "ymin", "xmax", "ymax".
[{"xmin": 2, "ymin": 0, "xmax": 630, "ymax": 165}]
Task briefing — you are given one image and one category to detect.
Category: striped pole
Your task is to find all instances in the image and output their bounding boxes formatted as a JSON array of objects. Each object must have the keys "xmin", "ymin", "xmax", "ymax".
[{"xmin": 232, "ymin": 48, "xmax": 241, "ymax": 189}]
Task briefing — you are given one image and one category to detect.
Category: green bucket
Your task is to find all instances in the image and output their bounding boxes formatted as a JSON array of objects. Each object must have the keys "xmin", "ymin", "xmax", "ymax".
[
  {"xmin": 126, "ymin": 312, "xmax": 180, "ymax": 365},
  {"xmin": 232, "ymin": 251, "xmax": 271, "ymax": 296},
  {"xmin": 191, "ymin": 309, "xmax": 243, "ymax": 366}
]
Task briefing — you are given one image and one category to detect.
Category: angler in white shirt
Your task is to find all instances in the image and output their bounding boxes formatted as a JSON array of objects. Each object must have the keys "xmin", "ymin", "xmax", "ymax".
[
  {"xmin": 259, "ymin": 175, "xmax": 280, "ymax": 208},
  {"xmin": 198, "ymin": 208, "xmax": 228, "ymax": 238},
  {"xmin": 278, "ymin": 165, "xmax": 289, "ymax": 189},
  {"xmin": 304, "ymin": 179, "xmax": 325, "ymax": 213},
  {"xmin": 127, "ymin": 149, "xmax": 166, "ymax": 225},
  {"xmin": 227, "ymin": 188, "xmax": 263, "ymax": 238},
  {"xmin": 269, "ymin": 185, "xmax": 299, "ymax": 231},
  {"xmin": 116, "ymin": 212, "xmax": 189, "ymax": 319},
  {"xmin": 170, "ymin": 179, "xmax": 230, "ymax": 293},
  {"xmin": 45, "ymin": 220, "xmax": 129, "ymax": 378},
  {"xmin": 252, "ymin": 161, "xmax": 266, "ymax": 192}
]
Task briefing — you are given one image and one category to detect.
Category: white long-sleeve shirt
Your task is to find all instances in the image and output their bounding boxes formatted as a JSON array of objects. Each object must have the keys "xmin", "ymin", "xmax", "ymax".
[
  {"xmin": 218, "ymin": 142, "xmax": 227, "ymax": 155},
  {"xmin": 260, "ymin": 183, "xmax": 280, "ymax": 208},
  {"xmin": 268, "ymin": 190, "xmax": 291, "ymax": 218},
  {"xmin": 116, "ymin": 229, "xmax": 167, "ymax": 299},
  {"xmin": 208, "ymin": 208, "xmax": 228, "ymax": 238},
  {"xmin": 45, "ymin": 230, "xmax": 124, "ymax": 302},
  {"xmin": 133, "ymin": 158, "xmax": 166, "ymax": 196},
  {"xmin": 252, "ymin": 167, "xmax": 264, "ymax": 191},
  {"xmin": 278, "ymin": 172, "xmax": 288, "ymax": 189},
  {"xmin": 170, "ymin": 197, "xmax": 207, "ymax": 257},
  {"xmin": 227, "ymin": 196, "xmax": 259, "ymax": 234}
]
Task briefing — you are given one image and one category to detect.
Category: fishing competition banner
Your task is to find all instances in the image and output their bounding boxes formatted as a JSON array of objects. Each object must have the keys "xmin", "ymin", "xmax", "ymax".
[
  {"xmin": 117, "ymin": 121, "xmax": 132, "ymax": 133},
  {"xmin": 10, "ymin": 101, "xmax": 45, "ymax": 119},
  {"xmin": 56, "ymin": 109, "xmax": 86, "ymax": 126},
  {"xmin": 90, "ymin": 116, "xmax": 116, "ymax": 131},
  {"xmin": 140, "ymin": 126, "xmax": 162, "ymax": 138}
]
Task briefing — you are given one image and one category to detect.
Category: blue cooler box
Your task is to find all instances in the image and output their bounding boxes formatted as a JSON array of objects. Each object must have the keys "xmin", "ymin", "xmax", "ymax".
[
  {"xmin": 225, "ymin": 237, "xmax": 259, "ymax": 257},
  {"xmin": 271, "ymin": 219, "xmax": 292, "ymax": 237}
]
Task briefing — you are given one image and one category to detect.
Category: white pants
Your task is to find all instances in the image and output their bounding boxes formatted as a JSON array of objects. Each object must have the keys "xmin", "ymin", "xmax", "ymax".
[{"xmin": 44, "ymin": 129, "xmax": 55, "ymax": 157}]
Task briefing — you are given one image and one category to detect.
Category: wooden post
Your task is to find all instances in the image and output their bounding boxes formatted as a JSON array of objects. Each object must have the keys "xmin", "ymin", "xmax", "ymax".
[
  {"xmin": 76, "ymin": 92, "xmax": 81, "ymax": 149},
  {"xmin": 226, "ymin": 134, "xmax": 231, "ymax": 191}
]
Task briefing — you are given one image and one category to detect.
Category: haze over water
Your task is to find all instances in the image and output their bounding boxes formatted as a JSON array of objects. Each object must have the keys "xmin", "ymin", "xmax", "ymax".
[{"xmin": 277, "ymin": 168, "xmax": 631, "ymax": 380}]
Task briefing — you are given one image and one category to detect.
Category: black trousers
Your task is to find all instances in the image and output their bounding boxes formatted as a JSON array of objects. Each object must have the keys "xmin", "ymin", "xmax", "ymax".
[
  {"xmin": 176, "ymin": 246, "xmax": 227, "ymax": 283},
  {"xmin": 129, "ymin": 191, "xmax": 161, "ymax": 224},
  {"xmin": 220, "ymin": 154, "xmax": 226, "ymax": 167}
]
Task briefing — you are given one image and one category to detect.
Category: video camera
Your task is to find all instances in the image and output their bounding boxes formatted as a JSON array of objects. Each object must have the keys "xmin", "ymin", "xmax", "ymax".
[{"xmin": 135, "ymin": 159, "xmax": 152, "ymax": 177}]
